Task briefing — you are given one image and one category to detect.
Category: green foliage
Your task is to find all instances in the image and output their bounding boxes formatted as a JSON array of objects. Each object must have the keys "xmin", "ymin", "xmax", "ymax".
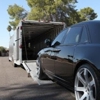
[
  {"xmin": 7, "ymin": 4, "xmax": 24, "ymax": 30},
  {"xmin": 7, "ymin": 4, "xmax": 24, "ymax": 19},
  {"xmin": 78, "ymin": 7, "xmax": 97, "ymax": 22},
  {"xmin": 26, "ymin": 0, "xmax": 97, "ymax": 26},
  {"xmin": 26, "ymin": 0, "xmax": 78, "ymax": 24},
  {"xmin": 7, "ymin": 25, "xmax": 12, "ymax": 32},
  {"xmin": 9, "ymin": 20, "xmax": 19, "ymax": 30},
  {"xmin": 7, "ymin": 1, "xmax": 97, "ymax": 28},
  {"xmin": 0, "ymin": 46, "xmax": 6, "ymax": 53}
]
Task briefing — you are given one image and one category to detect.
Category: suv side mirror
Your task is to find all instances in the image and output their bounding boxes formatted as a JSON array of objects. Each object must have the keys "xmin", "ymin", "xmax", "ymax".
[
  {"xmin": 44, "ymin": 39, "xmax": 51, "ymax": 47},
  {"xmin": 53, "ymin": 41, "xmax": 60, "ymax": 46},
  {"xmin": 51, "ymin": 41, "xmax": 60, "ymax": 47}
]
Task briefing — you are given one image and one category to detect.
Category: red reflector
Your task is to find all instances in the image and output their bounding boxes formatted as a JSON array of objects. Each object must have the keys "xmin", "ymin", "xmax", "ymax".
[
  {"xmin": 19, "ymin": 45, "xmax": 22, "ymax": 48},
  {"xmin": 20, "ymin": 26, "xmax": 22, "ymax": 30}
]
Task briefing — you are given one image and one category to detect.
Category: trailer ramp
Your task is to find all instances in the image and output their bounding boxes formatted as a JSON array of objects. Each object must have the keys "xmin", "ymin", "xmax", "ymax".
[{"xmin": 22, "ymin": 60, "xmax": 53, "ymax": 85}]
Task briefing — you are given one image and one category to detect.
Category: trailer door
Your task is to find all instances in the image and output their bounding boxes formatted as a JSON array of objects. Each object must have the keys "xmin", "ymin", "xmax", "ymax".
[{"xmin": 16, "ymin": 27, "xmax": 20, "ymax": 60}]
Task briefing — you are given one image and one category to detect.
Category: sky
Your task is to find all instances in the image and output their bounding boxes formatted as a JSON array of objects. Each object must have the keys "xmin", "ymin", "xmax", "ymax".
[{"xmin": 0, "ymin": 0, "xmax": 100, "ymax": 48}]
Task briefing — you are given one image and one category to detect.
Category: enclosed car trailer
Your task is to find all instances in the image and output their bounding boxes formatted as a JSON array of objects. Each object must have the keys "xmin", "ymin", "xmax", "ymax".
[{"xmin": 9, "ymin": 20, "xmax": 65, "ymax": 76}]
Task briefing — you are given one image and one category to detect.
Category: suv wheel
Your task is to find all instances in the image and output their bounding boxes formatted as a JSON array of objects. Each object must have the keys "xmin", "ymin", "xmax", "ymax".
[
  {"xmin": 74, "ymin": 64, "xmax": 99, "ymax": 100},
  {"xmin": 36, "ymin": 58, "xmax": 48, "ymax": 80}
]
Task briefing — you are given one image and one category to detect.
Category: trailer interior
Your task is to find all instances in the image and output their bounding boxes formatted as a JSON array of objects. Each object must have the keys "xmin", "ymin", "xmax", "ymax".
[{"xmin": 22, "ymin": 22, "xmax": 64, "ymax": 60}]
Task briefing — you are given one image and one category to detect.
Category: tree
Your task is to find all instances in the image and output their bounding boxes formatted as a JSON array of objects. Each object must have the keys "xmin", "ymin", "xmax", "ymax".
[
  {"xmin": 0, "ymin": 46, "xmax": 6, "ymax": 53},
  {"xmin": 26, "ymin": 0, "xmax": 97, "ymax": 26},
  {"xmin": 67, "ymin": 7, "xmax": 97, "ymax": 25},
  {"xmin": 78, "ymin": 7, "xmax": 97, "ymax": 22},
  {"xmin": 7, "ymin": 25, "xmax": 12, "ymax": 32},
  {"xmin": 7, "ymin": 1, "xmax": 97, "ymax": 28},
  {"xmin": 26, "ymin": 0, "xmax": 78, "ymax": 23},
  {"xmin": 7, "ymin": 4, "xmax": 25, "ymax": 30},
  {"xmin": 7, "ymin": 25, "xmax": 12, "ymax": 37}
]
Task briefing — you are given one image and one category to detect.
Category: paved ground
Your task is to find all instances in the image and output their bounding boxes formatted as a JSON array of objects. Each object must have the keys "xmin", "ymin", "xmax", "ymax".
[{"xmin": 0, "ymin": 57, "xmax": 75, "ymax": 100}]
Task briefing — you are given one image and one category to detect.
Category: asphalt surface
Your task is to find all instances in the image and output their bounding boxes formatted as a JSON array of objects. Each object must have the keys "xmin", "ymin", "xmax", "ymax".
[{"xmin": 0, "ymin": 57, "xmax": 75, "ymax": 100}]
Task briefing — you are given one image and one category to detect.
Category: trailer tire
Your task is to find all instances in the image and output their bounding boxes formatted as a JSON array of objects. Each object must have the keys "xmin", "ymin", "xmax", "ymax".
[{"xmin": 14, "ymin": 63, "xmax": 17, "ymax": 67}]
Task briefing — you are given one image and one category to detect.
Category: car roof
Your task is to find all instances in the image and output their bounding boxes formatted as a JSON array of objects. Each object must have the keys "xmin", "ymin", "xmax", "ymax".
[{"xmin": 71, "ymin": 20, "xmax": 100, "ymax": 27}]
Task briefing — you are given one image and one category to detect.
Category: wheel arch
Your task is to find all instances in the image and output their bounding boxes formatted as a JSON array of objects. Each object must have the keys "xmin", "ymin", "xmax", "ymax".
[
  {"xmin": 74, "ymin": 60, "xmax": 100, "ymax": 100},
  {"xmin": 73, "ymin": 60, "xmax": 98, "ymax": 81}
]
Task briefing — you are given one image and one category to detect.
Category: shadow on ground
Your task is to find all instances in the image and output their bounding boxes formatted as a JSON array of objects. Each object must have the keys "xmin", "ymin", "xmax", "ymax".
[{"xmin": 0, "ymin": 83, "xmax": 75, "ymax": 100}]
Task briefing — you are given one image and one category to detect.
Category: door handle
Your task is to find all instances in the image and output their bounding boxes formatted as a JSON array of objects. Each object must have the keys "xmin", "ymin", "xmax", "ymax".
[
  {"xmin": 52, "ymin": 49, "xmax": 61, "ymax": 52},
  {"xmin": 45, "ymin": 50, "xmax": 51, "ymax": 52},
  {"xmin": 68, "ymin": 55, "xmax": 73, "ymax": 58}
]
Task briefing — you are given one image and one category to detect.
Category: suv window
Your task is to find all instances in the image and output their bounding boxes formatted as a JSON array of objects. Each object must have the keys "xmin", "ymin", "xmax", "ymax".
[
  {"xmin": 63, "ymin": 27, "xmax": 82, "ymax": 45},
  {"xmin": 51, "ymin": 29, "xmax": 68, "ymax": 46},
  {"xmin": 80, "ymin": 27, "xmax": 88, "ymax": 43}
]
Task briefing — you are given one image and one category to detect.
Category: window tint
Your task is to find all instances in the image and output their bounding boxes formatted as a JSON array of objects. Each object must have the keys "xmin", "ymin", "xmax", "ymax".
[
  {"xmin": 80, "ymin": 27, "xmax": 88, "ymax": 43},
  {"xmin": 88, "ymin": 22, "xmax": 100, "ymax": 43},
  {"xmin": 51, "ymin": 29, "xmax": 67, "ymax": 46},
  {"xmin": 64, "ymin": 27, "xmax": 82, "ymax": 44}
]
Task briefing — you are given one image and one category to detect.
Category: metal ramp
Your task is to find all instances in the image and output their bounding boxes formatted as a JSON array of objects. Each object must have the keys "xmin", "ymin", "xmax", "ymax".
[{"xmin": 22, "ymin": 60, "xmax": 53, "ymax": 85}]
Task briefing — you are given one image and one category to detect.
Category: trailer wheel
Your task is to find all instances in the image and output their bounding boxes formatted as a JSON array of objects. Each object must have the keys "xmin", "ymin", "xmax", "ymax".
[
  {"xmin": 9, "ymin": 59, "xmax": 11, "ymax": 62},
  {"xmin": 14, "ymin": 63, "xmax": 17, "ymax": 67}
]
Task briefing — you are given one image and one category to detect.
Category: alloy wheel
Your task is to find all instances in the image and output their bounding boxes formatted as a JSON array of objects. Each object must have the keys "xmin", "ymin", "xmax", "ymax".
[
  {"xmin": 36, "ymin": 60, "xmax": 40, "ymax": 78},
  {"xmin": 75, "ymin": 67, "xmax": 96, "ymax": 100}
]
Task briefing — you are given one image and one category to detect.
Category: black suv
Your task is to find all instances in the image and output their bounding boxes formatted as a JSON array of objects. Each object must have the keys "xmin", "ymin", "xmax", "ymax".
[{"xmin": 36, "ymin": 20, "xmax": 100, "ymax": 100}]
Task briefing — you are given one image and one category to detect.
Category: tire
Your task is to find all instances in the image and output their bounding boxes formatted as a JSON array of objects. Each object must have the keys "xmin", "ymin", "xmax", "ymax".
[
  {"xmin": 74, "ymin": 64, "xmax": 100, "ymax": 100},
  {"xmin": 36, "ymin": 58, "xmax": 48, "ymax": 80},
  {"xmin": 14, "ymin": 63, "xmax": 17, "ymax": 67}
]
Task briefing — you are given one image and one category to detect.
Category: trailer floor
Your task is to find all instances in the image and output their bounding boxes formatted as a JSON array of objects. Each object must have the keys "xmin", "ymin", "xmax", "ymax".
[{"xmin": 25, "ymin": 61, "xmax": 54, "ymax": 85}]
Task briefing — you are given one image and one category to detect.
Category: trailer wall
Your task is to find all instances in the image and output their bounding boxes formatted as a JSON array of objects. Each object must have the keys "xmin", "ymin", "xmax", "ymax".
[{"xmin": 22, "ymin": 23, "xmax": 64, "ymax": 60}]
